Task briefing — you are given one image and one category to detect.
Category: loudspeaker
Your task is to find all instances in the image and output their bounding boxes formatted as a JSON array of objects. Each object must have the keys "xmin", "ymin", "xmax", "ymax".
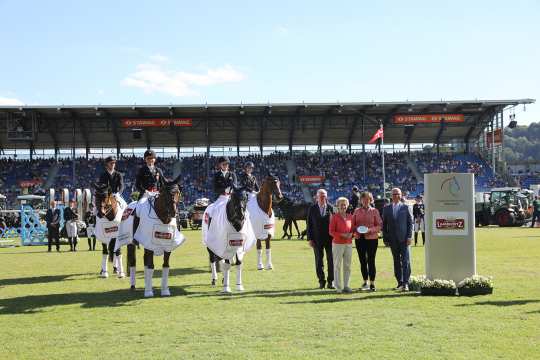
[{"xmin": 508, "ymin": 120, "xmax": 518, "ymax": 129}]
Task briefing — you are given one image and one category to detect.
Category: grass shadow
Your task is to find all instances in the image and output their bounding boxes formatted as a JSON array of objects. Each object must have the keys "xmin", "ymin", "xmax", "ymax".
[
  {"xmin": 0, "ymin": 286, "xmax": 189, "ymax": 315},
  {"xmin": 0, "ymin": 273, "xmax": 95, "ymax": 287},
  {"xmin": 281, "ymin": 292, "xmax": 418, "ymax": 305},
  {"xmin": 455, "ymin": 299, "xmax": 540, "ymax": 307}
]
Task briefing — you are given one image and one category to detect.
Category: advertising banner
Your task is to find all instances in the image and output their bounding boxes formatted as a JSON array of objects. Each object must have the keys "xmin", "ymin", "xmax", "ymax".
[
  {"xmin": 121, "ymin": 118, "xmax": 193, "ymax": 128},
  {"xmin": 393, "ymin": 114, "xmax": 464, "ymax": 124}
]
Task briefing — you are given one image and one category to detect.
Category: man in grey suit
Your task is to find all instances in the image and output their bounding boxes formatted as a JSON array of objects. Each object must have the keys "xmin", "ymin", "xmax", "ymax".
[{"xmin": 382, "ymin": 187, "xmax": 414, "ymax": 291}]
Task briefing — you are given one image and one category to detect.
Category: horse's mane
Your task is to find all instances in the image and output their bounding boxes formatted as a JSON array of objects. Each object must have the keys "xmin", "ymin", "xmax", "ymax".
[
  {"xmin": 227, "ymin": 188, "xmax": 247, "ymax": 232},
  {"xmin": 153, "ymin": 182, "xmax": 180, "ymax": 224}
]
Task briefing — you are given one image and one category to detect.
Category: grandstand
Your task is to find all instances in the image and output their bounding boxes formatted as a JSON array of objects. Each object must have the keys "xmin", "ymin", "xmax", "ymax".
[{"xmin": 0, "ymin": 99, "xmax": 535, "ymax": 207}]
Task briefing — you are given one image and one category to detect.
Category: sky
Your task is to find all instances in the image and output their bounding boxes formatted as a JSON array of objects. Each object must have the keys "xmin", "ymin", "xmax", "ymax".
[{"xmin": 0, "ymin": 0, "xmax": 539, "ymax": 125}]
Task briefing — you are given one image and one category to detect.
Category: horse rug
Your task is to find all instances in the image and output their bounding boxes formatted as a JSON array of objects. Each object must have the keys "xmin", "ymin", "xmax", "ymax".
[
  {"xmin": 95, "ymin": 193, "xmax": 127, "ymax": 245},
  {"xmin": 202, "ymin": 195, "xmax": 256, "ymax": 261},
  {"xmin": 114, "ymin": 201, "xmax": 138, "ymax": 252},
  {"xmin": 247, "ymin": 194, "xmax": 275, "ymax": 239},
  {"xmin": 133, "ymin": 196, "xmax": 185, "ymax": 256}
]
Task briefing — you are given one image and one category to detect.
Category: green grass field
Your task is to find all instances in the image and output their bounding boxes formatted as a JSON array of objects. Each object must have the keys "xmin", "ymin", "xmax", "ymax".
[{"xmin": 1, "ymin": 223, "xmax": 539, "ymax": 360}]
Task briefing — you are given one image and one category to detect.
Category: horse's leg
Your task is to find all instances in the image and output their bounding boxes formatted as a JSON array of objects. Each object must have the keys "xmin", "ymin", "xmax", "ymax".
[
  {"xmin": 265, "ymin": 235, "xmax": 273, "ymax": 270},
  {"xmin": 256, "ymin": 239, "xmax": 264, "ymax": 270},
  {"xmin": 108, "ymin": 239, "xmax": 115, "ymax": 268},
  {"xmin": 207, "ymin": 248, "xmax": 218, "ymax": 286},
  {"xmin": 112, "ymin": 238, "xmax": 125, "ymax": 278},
  {"xmin": 281, "ymin": 219, "xmax": 289, "ymax": 239},
  {"xmin": 127, "ymin": 243, "xmax": 136, "ymax": 289},
  {"xmin": 293, "ymin": 220, "xmax": 300, "ymax": 238},
  {"xmin": 221, "ymin": 259, "xmax": 232, "ymax": 294},
  {"xmin": 100, "ymin": 243, "xmax": 109, "ymax": 278},
  {"xmin": 143, "ymin": 248, "xmax": 155, "ymax": 297},
  {"xmin": 161, "ymin": 251, "xmax": 171, "ymax": 296},
  {"xmin": 235, "ymin": 255, "xmax": 244, "ymax": 291}
]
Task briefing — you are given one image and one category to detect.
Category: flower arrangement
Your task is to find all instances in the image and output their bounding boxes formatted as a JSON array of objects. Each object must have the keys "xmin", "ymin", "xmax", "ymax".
[
  {"xmin": 457, "ymin": 275, "xmax": 493, "ymax": 289},
  {"xmin": 457, "ymin": 275, "xmax": 493, "ymax": 296},
  {"xmin": 420, "ymin": 278, "xmax": 456, "ymax": 296},
  {"xmin": 408, "ymin": 275, "xmax": 427, "ymax": 292},
  {"xmin": 422, "ymin": 279, "xmax": 456, "ymax": 290}
]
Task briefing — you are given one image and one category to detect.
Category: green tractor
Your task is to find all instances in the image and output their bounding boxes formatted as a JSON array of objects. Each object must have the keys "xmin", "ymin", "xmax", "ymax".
[{"xmin": 475, "ymin": 187, "xmax": 534, "ymax": 227}]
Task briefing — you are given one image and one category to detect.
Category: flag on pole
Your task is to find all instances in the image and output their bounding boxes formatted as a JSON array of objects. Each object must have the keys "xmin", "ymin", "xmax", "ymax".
[{"xmin": 368, "ymin": 127, "xmax": 384, "ymax": 144}]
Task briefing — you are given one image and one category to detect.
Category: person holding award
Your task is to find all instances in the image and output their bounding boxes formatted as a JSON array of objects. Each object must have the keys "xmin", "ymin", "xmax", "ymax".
[{"xmin": 352, "ymin": 191, "xmax": 382, "ymax": 292}]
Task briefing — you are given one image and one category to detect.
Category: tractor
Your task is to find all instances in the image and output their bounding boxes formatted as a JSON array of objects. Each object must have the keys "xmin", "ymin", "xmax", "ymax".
[{"xmin": 475, "ymin": 187, "xmax": 534, "ymax": 227}]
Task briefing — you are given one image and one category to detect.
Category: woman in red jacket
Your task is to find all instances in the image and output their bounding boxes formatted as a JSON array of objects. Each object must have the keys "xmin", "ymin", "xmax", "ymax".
[
  {"xmin": 352, "ymin": 192, "xmax": 382, "ymax": 292},
  {"xmin": 329, "ymin": 197, "xmax": 354, "ymax": 293}
]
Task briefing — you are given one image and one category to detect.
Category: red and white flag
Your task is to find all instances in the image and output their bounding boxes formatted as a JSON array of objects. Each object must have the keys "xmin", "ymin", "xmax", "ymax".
[{"xmin": 368, "ymin": 127, "xmax": 384, "ymax": 144}]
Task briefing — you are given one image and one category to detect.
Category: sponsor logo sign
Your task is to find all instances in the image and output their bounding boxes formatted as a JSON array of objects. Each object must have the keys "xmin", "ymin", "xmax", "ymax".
[
  {"xmin": 121, "ymin": 118, "xmax": 193, "ymax": 128},
  {"xmin": 393, "ymin": 114, "xmax": 464, "ymax": 124}
]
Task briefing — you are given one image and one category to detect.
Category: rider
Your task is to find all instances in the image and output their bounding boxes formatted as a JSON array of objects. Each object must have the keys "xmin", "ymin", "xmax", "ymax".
[
  {"xmin": 135, "ymin": 149, "xmax": 165, "ymax": 199},
  {"xmin": 238, "ymin": 161, "xmax": 259, "ymax": 198},
  {"xmin": 97, "ymin": 156, "xmax": 126, "ymax": 213},
  {"xmin": 212, "ymin": 156, "xmax": 237, "ymax": 202}
]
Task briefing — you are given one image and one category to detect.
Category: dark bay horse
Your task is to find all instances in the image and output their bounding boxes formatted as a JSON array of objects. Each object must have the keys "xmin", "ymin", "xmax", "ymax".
[
  {"xmin": 254, "ymin": 175, "xmax": 283, "ymax": 270},
  {"xmin": 94, "ymin": 183, "xmax": 123, "ymax": 278},
  {"xmin": 276, "ymin": 197, "xmax": 310, "ymax": 239},
  {"xmin": 132, "ymin": 176, "xmax": 182, "ymax": 297}
]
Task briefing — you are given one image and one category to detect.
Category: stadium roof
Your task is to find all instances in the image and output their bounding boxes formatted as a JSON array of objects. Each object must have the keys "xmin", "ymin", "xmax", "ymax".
[{"xmin": 0, "ymin": 99, "xmax": 535, "ymax": 152}]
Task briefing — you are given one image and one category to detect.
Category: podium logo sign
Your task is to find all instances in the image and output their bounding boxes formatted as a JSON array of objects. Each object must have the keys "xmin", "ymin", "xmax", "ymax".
[
  {"xmin": 440, "ymin": 176, "xmax": 461, "ymax": 198},
  {"xmin": 432, "ymin": 211, "xmax": 468, "ymax": 236}
]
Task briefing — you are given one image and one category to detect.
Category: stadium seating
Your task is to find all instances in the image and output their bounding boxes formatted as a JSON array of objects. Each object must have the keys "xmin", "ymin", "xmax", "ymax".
[{"xmin": 0, "ymin": 152, "xmax": 514, "ymax": 207}]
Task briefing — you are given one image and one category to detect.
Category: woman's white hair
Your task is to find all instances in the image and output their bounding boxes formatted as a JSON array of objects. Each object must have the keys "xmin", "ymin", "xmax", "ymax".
[{"xmin": 336, "ymin": 197, "xmax": 349, "ymax": 206}]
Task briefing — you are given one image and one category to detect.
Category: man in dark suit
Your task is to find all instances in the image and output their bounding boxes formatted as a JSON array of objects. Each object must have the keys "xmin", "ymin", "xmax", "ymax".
[
  {"xmin": 382, "ymin": 187, "xmax": 414, "ymax": 291},
  {"xmin": 45, "ymin": 201, "xmax": 61, "ymax": 252},
  {"xmin": 306, "ymin": 189, "xmax": 335, "ymax": 289},
  {"xmin": 135, "ymin": 149, "xmax": 165, "ymax": 196}
]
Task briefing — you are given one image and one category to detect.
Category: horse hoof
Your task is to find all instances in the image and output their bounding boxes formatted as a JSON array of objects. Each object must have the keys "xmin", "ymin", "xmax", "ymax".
[
  {"xmin": 161, "ymin": 289, "xmax": 171, "ymax": 297},
  {"xmin": 130, "ymin": 285, "xmax": 136, "ymax": 291},
  {"xmin": 236, "ymin": 284, "xmax": 245, "ymax": 292},
  {"xmin": 118, "ymin": 272, "xmax": 126, "ymax": 279},
  {"xmin": 257, "ymin": 264, "xmax": 264, "ymax": 270},
  {"xmin": 220, "ymin": 287, "xmax": 232, "ymax": 294},
  {"xmin": 211, "ymin": 279, "xmax": 216, "ymax": 286},
  {"xmin": 144, "ymin": 290, "xmax": 154, "ymax": 298},
  {"xmin": 100, "ymin": 271, "xmax": 109, "ymax": 278},
  {"xmin": 265, "ymin": 264, "xmax": 273, "ymax": 270}
]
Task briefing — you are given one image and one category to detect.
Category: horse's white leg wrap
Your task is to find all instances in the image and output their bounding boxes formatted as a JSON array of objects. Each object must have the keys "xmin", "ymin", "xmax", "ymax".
[
  {"xmin": 144, "ymin": 267, "xmax": 154, "ymax": 298},
  {"xmin": 265, "ymin": 249, "xmax": 273, "ymax": 270},
  {"xmin": 210, "ymin": 261, "xmax": 217, "ymax": 281},
  {"xmin": 236, "ymin": 263, "xmax": 244, "ymax": 291},
  {"xmin": 116, "ymin": 255, "xmax": 125, "ymax": 278},
  {"xmin": 257, "ymin": 249, "xmax": 263, "ymax": 270},
  {"xmin": 161, "ymin": 267, "xmax": 170, "ymax": 296},
  {"xmin": 101, "ymin": 254, "xmax": 108, "ymax": 277},
  {"xmin": 129, "ymin": 266, "xmax": 136, "ymax": 287},
  {"xmin": 221, "ymin": 262, "xmax": 231, "ymax": 293}
]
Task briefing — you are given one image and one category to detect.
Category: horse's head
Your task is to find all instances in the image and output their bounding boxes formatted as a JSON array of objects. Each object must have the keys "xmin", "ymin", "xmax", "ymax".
[
  {"xmin": 227, "ymin": 186, "xmax": 248, "ymax": 232},
  {"xmin": 154, "ymin": 174, "xmax": 182, "ymax": 224},
  {"xmin": 93, "ymin": 182, "xmax": 117, "ymax": 221},
  {"xmin": 264, "ymin": 174, "xmax": 283, "ymax": 201}
]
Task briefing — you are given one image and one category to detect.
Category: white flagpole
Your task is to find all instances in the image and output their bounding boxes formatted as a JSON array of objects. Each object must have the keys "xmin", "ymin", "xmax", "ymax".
[{"xmin": 380, "ymin": 123, "xmax": 386, "ymax": 197}]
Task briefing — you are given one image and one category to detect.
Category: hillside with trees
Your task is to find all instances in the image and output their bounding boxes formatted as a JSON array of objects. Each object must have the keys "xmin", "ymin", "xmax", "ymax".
[{"xmin": 504, "ymin": 122, "xmax": 540, "ymax": 163}]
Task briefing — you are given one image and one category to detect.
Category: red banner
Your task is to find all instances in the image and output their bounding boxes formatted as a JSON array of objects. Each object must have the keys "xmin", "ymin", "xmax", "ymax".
[
  {"xmin": 393, "ymin": 114, "xmax": 464, "ymax": 124},
  {"xmin": 19, "ymin": 179, "xmax": 43, "ymax": 188},
  {"xmin": 298, "ymin": 176, "xmax": 324, "ymax": 184},
  {"xmin": 121, "ymin": 118, "xmax": 193, "ymax": 128},
  {"xmin": 486, "ymin": 129, "xmax": 502, "ymax": 148}
]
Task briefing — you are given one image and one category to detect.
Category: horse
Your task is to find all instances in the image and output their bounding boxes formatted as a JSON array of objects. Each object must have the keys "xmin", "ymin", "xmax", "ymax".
[
  {"xmin": 94, "ymin": 183, "xmax": 126, "ymax": 278},
  {"xmin": 203, "ymin": 186, "xmax": 255, "ymax": 294},
  {"xmin": 132, "ymin": 176, "xmax": 184, "ymax": 297},
  {"xmin": 248, "ymin": 175, "xmax": 283, "ymax": 270},
  {"xmin": 276, "ymin": 197, "xmax": 310, "ymax": 239}
]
